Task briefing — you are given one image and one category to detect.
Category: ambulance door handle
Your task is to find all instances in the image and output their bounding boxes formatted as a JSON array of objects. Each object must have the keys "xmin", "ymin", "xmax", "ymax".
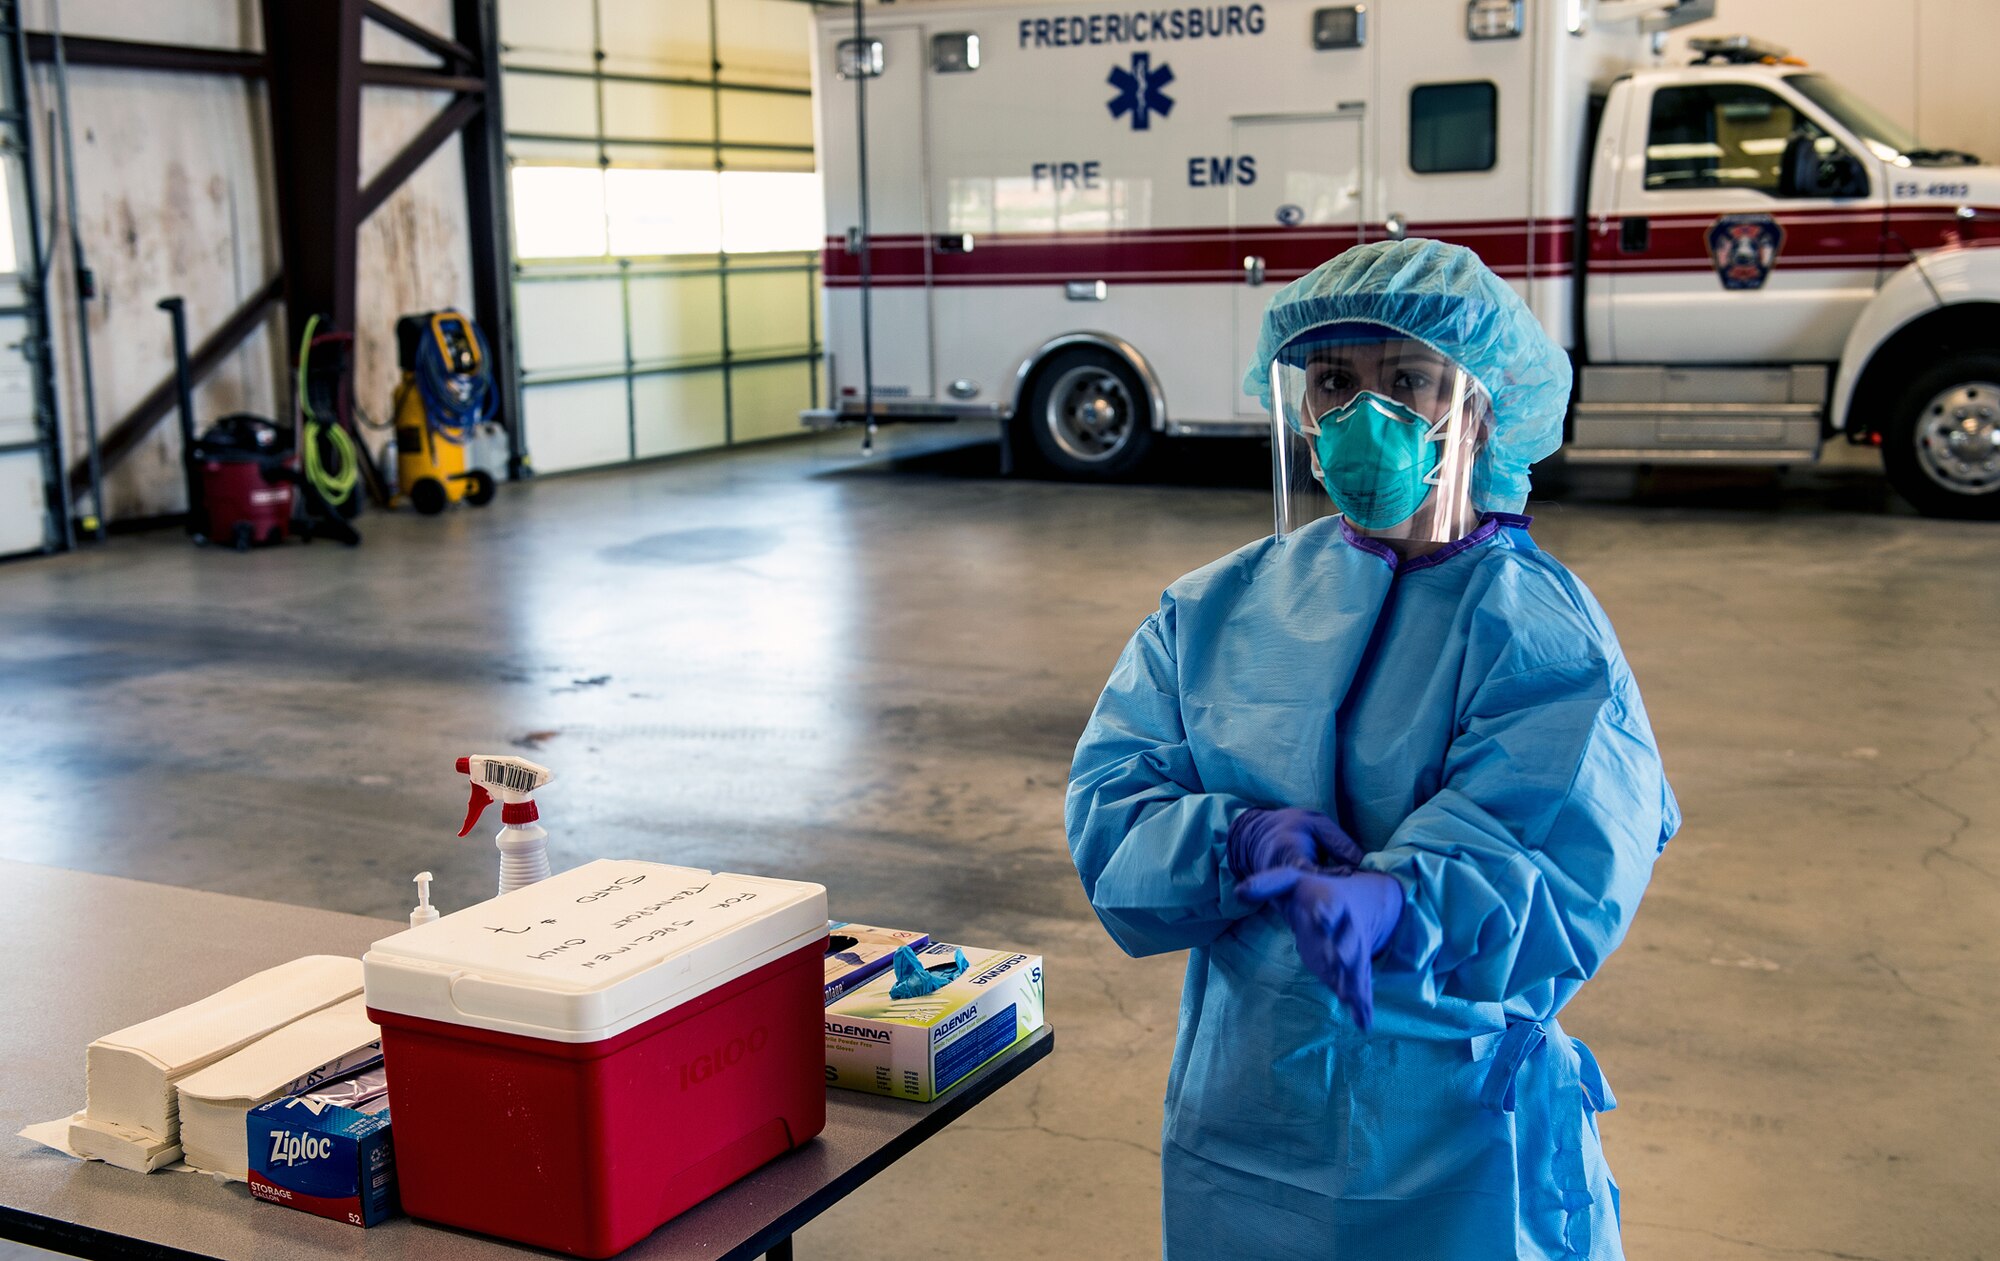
[
  {"xmin": 1243, "ymin": 255, "xmax": 1266, "ymax": 286},
  {"xmin": 1385, "ymin": 212, "xmax": 1407, "ymax": 241},
  {"xmin": 845, "ymin": 226, "xmax": 863, "ymax": 254},
  {"xmin": 934, "ymin": 233, "xmax": 974, "ymax": 254}
]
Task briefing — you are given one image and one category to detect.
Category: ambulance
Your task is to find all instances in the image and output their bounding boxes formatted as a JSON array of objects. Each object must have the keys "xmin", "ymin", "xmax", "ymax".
[{"xmin": 802, "ymin": 0, "xmax": 2000, "ymax": 517}]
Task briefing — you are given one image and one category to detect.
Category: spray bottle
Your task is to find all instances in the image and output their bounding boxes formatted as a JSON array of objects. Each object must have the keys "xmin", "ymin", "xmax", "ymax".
[{"xmin": 455, "ymin": 755, "xmax": 556, "ymax": 896}]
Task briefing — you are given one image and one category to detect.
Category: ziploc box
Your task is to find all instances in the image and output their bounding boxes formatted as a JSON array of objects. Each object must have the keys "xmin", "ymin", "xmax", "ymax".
[
  {"xmin": 824, "ymin": 943, "xmax": 1043, "ymax": 1102},
  {"xmin": 246, "ymin": 1069, "xmax": 395, "ymax": 1227},
  {"xmin": 823, "ymin": 922, "xmax": 930, "ymax": 1004},
  {"xmin": 363, "ymin": 860, "xmax": 827, "ymax": 1258}
]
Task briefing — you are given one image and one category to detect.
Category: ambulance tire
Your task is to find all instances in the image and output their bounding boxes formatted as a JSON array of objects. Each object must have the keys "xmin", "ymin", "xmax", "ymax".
[
  {"xmin": 1884, "ymin": 352, "xmax": 2000, "ymax": 520},
  {"xmin": 1023, "ymin": 348, "xmax": 1153, "ymax": 479}
]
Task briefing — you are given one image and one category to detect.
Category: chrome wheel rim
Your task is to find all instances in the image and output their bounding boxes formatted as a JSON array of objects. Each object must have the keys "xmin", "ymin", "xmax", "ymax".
[
  {"xmin": 1915, "ymin": 380, "xmax": 2000, "ymax": 495},
  {"xmin": 1044, "ymin": 366, "xmax": 1134, "ymax": 463}
]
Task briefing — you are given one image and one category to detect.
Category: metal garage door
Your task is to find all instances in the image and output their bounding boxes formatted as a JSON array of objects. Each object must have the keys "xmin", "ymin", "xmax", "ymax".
[{"xmin": 497, "ymin": 0, "xmax": 824, "ymax": 475}]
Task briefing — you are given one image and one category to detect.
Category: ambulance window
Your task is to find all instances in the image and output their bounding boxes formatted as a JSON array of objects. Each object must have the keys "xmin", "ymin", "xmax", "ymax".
[
  {"xmin": 1645, "ymin": 84, "xmax": 1850, "ymax": 195},
  {"xmin": 1409, "ymin": 82, "xmax": 1496, "ymax": 174}
]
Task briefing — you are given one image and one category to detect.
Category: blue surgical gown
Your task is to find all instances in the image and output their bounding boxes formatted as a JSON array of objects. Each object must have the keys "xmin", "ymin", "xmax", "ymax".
[{"xmin": 1066, "ymin": 514, "xmax": 1679, "ymax": 1260}]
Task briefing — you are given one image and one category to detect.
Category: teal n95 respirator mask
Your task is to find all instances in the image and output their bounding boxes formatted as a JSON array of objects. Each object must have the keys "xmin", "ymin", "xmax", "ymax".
[{"xmin": 1269, "ymin": 322, "xmax": 1489, "ymax": 544}]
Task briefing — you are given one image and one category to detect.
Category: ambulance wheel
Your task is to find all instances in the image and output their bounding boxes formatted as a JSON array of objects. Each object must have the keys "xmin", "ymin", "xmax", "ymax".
[
  {"xmin": 1885, "ymin": 352, "xmax": 2000, "ymax": 519},
  {"xmin": 1026, "ymin": 348, "xmax": 1153, "ymax": 479},
  {"xmin": 411, "ymin": 478, "xmax": 448, "ymax": 515},
  {"xmin": 463, "ymin": 470, "xmax": 496, "ymax": 507}
]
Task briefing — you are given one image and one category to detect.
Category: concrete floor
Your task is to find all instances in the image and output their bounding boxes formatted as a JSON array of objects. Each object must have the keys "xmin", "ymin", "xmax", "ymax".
[{"xmin": 3, "ymin": 429, "xmax": 1995, "ymax": 1260}]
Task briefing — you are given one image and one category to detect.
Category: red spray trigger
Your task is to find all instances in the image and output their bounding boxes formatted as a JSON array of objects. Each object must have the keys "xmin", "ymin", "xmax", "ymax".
[
  {"xmin": 455, "ymin": 756, "xmax": 494, "ymax": 836},
  {"xmin": 459, "ymin": 782, "xmax": 494, "ymax": 836}
]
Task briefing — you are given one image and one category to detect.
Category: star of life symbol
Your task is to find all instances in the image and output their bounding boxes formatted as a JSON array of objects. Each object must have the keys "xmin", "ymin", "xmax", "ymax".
[{"xmin": 1107, "ymin": 53, "xmax": 1175, "ymax": 131}]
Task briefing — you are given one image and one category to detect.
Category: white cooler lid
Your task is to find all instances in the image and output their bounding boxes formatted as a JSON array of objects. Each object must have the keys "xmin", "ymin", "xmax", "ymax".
[{"xmin": 363, "ymin": 860, "xmax": 827, "ymax": 1043}]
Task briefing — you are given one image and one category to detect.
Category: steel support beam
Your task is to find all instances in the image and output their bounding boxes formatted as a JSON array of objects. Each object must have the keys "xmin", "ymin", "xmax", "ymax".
[
  {"xmin": 66, "ymin": 277, "xmax": 283, "ymax": 495},
  {"xmin": 262, "ymin": 0, "xmax": 365, "ymax": 340},
  {"xmin": 360, "ymin": 63, "xmax": 486, "ymax": 93},
  {"xmin": 363, "ymin": 1, "xmax": 475, "ymax": 68},
  {"xmin": 23, "ymin": 33, "xmax": 265, "ymax": 77},
  {"xmin": 455, "ymin": 0, "xmax": 524, "ymax": 478},
  {"xmin": 23, "ymin": 34, "xmax": 493, "ymax": 94}
]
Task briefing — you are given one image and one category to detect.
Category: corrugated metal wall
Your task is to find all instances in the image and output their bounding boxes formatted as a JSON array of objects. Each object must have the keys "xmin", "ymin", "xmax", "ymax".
[{"xmin": 13, "ymin": 0, "xmax": 475, "ymax": 527}]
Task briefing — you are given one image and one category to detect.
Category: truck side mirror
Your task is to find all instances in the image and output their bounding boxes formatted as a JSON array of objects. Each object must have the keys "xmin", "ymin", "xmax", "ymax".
[
  {"xmin": 1780, "ymin": 133, "xmax": 1867, "ymax": 199},
  {"xmin": 1779, "ymin": 132, "xmax": 1816, "ymax": 196},
  {"xmin": 1823, "ymin": 152, "xmax": 1867, "ymax": 199}
]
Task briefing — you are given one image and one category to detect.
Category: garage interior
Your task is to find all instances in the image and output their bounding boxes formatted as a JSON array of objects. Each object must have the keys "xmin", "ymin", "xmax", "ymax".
[{"xmin": 2, "ymin": 1, "xmax": 1996, "ymax": 1260}]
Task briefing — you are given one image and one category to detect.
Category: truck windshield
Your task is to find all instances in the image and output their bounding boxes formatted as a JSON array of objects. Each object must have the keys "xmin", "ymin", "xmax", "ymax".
[{"xmin": 1787, "ymin": 73, "xmax": 1976, "ymax": 165}]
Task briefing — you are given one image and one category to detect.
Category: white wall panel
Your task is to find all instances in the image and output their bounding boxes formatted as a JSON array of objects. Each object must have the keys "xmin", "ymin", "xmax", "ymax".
[
  {"xmin": 628, "ymin": 274, "xmax": 724, "ymax": 365},
  {"xmin": 516, "ymin": 279, "xmax": 625, "ymax": 373},
  {"xmin": 713, "ymin": 0, "xmax": 814, "ymax": 89},
  {"xmin": 717, "ymin": 90, "xmax": 813, "ymax": 150},
  {"xmin": 502, "ymin": 71, "xmax": 599, "ymax": 138},
  {"xmin": 633, "ymin": 371, "xmax": 727, "ymax": 458},
  {"xmin": 496, "ymin": 0, "xmax": 594, "ymax": 60},
  {"xmin": 523, "ymin": 378, "xmax": 629, "ymax": 473},
  {"xmin": 727, "ymin": 269, "xmax": 813, "ymax": 357},
  {"xmin": 35, "ymin": 65, "xmax": 282, "ymax": 519},
  {"xmin": 728, "ymin": 362, "xmax": 813, "ymax": 444},
  {"xmin": 0, "ymin": 450, "xmax": 46, "ymax": 555},
  {"xmin": 21, "ymin": 0, "xmax": 253, "ymax": 49},
  {"xmin": 602, "ymin": 82, "xmax": 716, "ymax": 146},
  {"xmin": 601, "ymin": 0, "xmax": 713, "ymax": 77},
  {"xmin": 357, "ymin": 83, "xmax": 474, "ymax": 453}
]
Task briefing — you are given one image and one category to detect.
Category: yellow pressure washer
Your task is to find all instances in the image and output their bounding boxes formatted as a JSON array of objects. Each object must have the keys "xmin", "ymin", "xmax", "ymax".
[{"xmin": 394, "ymin": 310, "xmax": 498, "ymax": 514}]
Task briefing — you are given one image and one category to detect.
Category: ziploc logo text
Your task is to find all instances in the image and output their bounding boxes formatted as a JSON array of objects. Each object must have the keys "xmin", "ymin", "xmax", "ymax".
[
  {"xmin": 933, "ymin": 1003, "xmax": 981, "ymax": 1044},
  {"xmin": 267, "ymin": 1130, "xmax": 335, "ymax": 1168}
]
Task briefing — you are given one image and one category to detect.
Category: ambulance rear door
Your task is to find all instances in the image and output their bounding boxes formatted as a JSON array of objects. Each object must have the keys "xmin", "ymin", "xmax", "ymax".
[
  {"xmin": 1230, "ymin": 109, "xmax": 1367, "ymax": 418},
  {"xmin": 1368, "ymin": 0, "xmax": 1535, "ymax": 293},
  {"xmin": 818, "ymin": 22, "xmax": 935, "ymax": 404}
]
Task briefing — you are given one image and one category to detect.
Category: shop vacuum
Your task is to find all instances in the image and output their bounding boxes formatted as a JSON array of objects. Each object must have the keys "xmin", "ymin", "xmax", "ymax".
[{"xmin": 160, "ymin": 297, "xmax": 363, "ymax": 549}]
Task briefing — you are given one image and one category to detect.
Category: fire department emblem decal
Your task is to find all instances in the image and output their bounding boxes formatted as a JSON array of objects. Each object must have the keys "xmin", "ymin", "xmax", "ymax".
[
  {"xmin": 1705, "ymin": 213, "xmax": 1785, "ymax": 290},
  {"xmin": 1107, "ymin": 53, "xmax": 1175, "ymax": 131}
]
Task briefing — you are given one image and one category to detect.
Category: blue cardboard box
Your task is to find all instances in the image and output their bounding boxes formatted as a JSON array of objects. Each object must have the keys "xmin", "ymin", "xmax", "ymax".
[{"xmin": 246, "ymin": 1070, "xmax": 396, "ymax": 1227}]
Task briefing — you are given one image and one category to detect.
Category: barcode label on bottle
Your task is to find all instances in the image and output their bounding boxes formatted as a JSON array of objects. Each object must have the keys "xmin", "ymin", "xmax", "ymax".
[{"xmin": 483, "ymin": 761, "xmax": 539, "ymax": 792}]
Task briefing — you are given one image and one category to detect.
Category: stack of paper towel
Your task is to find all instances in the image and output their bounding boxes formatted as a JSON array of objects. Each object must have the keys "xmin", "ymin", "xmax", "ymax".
[
  {"xmin": 177, "ymin": 996, "xmax": 382, "ymax": 1179},
  {"xmin": 71, "ymin": 956, "xmax": 363, "ymax": 1172}
]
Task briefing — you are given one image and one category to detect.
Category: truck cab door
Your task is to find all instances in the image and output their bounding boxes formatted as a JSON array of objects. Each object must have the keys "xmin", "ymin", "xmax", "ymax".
[
  {"xmin": 818, "ymin": 24, "xmax": 935, "ymax": 406},
  {"xmin": 1593, "ymin": 77, "xmax": 1885, "ymax": 362}
]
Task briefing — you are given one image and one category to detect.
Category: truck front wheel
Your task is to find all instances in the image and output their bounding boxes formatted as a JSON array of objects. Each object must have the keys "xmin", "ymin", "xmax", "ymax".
[
  {"xmin": 1885, "ymin": 352, "xmax": 2000, "ymax": 519},
  {"xmin": 1024, "ymin": 348, "xmax": 1154, "ymax": 479}
]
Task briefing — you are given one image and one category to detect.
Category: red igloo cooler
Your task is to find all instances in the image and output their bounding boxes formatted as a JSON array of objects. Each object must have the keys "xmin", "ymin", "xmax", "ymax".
[{"xmin": 363, "ymin": 860, "xmax": 828, "ymax": 1257}]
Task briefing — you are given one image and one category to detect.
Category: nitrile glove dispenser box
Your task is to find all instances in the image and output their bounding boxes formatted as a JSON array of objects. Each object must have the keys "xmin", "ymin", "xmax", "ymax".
[{"xmin": 363, "ymin": 860, "xmax": 828, "ymax": 1258}]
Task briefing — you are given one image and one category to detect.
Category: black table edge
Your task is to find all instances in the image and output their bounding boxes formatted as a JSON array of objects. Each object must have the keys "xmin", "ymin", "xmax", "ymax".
[
  {"xmin": 1, "ymin": 1026, "xmax": 1056, "ymax": 1261},
  {"xmin": 0, "ymin": 1206, "xmax": 220, "ymax": 1261},
  {"xmin": 721, "ymin": 1024, "xmax": 1056, "ymax": 1261}
]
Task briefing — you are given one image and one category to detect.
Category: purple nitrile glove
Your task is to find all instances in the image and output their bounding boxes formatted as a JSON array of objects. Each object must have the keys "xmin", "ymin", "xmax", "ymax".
[
  {"xmin": 1238, "ymin": 866, "xmax": 1403, "ymax": 1031},
  {"xmin": 1226, "ymin": 807, "xmax": 1365, "ymax": 885}
]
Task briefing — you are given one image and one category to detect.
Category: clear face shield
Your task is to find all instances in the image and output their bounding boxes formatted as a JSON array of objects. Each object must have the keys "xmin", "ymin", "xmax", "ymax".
[{"xmin": 1270, "ymin": 324, "xmax": 1492, "ymax": 547}]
